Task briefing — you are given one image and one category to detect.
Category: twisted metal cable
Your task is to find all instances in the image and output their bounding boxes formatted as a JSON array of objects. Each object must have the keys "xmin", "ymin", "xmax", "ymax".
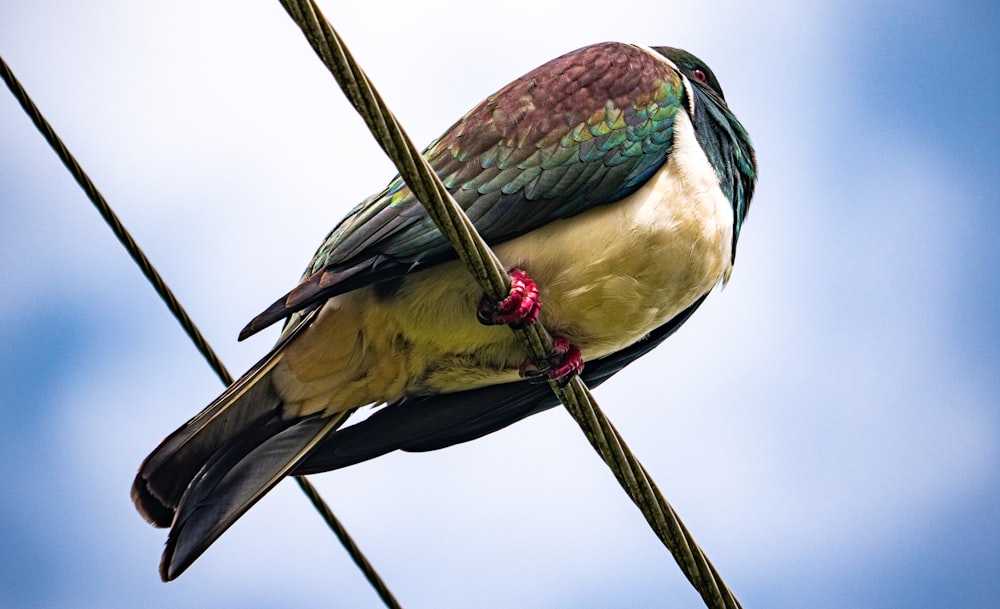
[
  {"xmin": 294, "ymin": 476, "xmax": 402, "ymax": 609},
  {"xmin": 0, "ymin": 52, "xmax": 402, "ymax": 609},
  {"xmin": 276, "ymin": 2, "xmax": 743, "ymax": 607},
  {"xmin": 0, "ymin": 54, "xmax": 234, "ymax": 388}
]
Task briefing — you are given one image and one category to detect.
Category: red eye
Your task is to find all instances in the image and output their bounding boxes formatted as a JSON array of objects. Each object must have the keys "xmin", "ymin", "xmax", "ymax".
[{"xmin": 692, "ymin": 69, "xmax": 708, "ymax": 84}]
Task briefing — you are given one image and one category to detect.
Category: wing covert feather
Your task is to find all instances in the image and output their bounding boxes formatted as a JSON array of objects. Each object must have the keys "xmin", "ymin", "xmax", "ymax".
[{"xmin": 243, "ymin": 42, "xmax": 685, "ymax": 338}]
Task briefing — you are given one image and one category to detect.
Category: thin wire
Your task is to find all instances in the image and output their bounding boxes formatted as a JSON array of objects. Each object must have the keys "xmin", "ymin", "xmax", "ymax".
[
  {"xmin": 0, "ymin": 52, "xmax": 402, "ymax": 609},
  {"xmin": 295, "ymin": 477, "xmax": 402, "ymax": 609},
  {"xmin": 0, "ymin": 55, "xmax": 234, "ymax": 388},
  {"xmin": 276, "ymin": 2, "xmax": 743, "ymax": 607}
]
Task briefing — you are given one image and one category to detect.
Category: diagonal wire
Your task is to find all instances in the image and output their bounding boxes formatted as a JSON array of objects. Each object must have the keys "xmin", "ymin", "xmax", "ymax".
[
  {"xmin": 0, "ymin": 55, "xmax": 233, "ymax": 389},
  {"xmin": 276, "ymin": 2, "xmax": 743, "ymax": 608},
  {"xmin": 0, "ymin": 52, "xmax": 402, "ymax": 609},
  {"xmin": 293, "ymin": 476, "xmax": 401, "ymax": 608}
]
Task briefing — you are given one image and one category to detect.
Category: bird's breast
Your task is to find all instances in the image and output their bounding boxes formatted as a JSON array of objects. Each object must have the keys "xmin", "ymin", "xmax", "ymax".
[{"xmin": 498, "ymin": 109, "xmax": 734, "ymax": 358}]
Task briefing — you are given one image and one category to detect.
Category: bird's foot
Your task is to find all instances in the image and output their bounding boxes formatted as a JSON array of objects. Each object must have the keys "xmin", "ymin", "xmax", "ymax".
[
  {"xmin": 477, "ymin": 267, "xmax": 541, "ymax": 327},
  {"xmin": 519, "ymin": 337, "xmax": 584, "ymax": 384},
  {"xmin": 476, "ymin": 268, "xmax": 581, "ymax": 382}
]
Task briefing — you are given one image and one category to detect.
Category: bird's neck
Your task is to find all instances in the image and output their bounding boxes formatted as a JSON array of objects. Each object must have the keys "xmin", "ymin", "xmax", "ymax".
[{"xmin": 687, "ymin": 89, "xmax": 756, "ymax": 260}]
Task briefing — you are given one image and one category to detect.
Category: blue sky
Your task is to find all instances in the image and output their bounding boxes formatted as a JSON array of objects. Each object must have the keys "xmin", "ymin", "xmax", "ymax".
[{"xmin": 1, "ymin": 0, "xmax": 997, "ymax": 608}]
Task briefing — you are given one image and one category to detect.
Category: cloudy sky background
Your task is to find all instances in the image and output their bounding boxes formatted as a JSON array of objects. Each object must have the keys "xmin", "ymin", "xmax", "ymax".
[{"xmin": 1, "ymin": 0, "xmax": 997, "ymax": 607}]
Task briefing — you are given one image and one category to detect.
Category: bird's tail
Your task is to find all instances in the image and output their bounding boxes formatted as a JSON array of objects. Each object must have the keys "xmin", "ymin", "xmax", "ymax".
[{"xmin": 131, "ymin": 315, "xmax": 346, "ymax": 581}]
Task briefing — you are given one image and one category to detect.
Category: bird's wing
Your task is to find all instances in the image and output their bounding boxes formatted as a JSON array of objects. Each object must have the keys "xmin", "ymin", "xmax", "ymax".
[
  {"xmin": 240, "ymin": 41, "xmax": 686, "ymax": 339},
  {"xmin": 292, "ymin": 294, "xmax": 708, "ymax": 474}
]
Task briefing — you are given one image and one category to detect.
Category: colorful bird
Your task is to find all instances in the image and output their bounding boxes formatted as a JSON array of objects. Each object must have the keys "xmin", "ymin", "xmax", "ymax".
[{"xmin": 132, "ymin": 41, "xmax": 757, "ymax": 581}]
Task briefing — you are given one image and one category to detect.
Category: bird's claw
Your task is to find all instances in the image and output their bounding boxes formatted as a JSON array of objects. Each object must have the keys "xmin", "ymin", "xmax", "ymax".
[
  {"xmin": 476, "ymin": 268, "xmax": 580, "ymax": 382},
  {"xmin": 477, "ymin": 267, "xmax": 541, "ymax": 327},
  {"xmin": 519, "ymin": 336, "xmax": 584, "ymax": 384}
]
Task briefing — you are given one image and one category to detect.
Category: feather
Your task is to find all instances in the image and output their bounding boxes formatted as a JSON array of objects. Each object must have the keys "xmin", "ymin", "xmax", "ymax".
[
  {"xmin": 131, "ymin": 311, "xmax": 317, "ymax": 526},
  {"xmin": 161, "ymin": 412, "xmax": 344, "ymax": 581}
]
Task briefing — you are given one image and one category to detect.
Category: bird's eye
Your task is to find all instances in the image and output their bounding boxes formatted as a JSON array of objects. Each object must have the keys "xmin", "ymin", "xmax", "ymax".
[{"xmin": 692, "ymin": 69, "xmax": 708, "ymax": 84}]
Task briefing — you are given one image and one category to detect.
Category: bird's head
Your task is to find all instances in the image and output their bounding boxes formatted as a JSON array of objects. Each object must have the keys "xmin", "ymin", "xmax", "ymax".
[{"xmin": 653, "ymin": 46, "xmax": 728, "ymax": 102}]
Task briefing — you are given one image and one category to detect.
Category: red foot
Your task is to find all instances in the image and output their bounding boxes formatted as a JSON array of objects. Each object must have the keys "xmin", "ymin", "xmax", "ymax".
[
  {"xmin": 519, "ymin": 336, "xmax": 584, "ymax": 382},
  {"xmin": 478, "ymin": 267, "xmax": 541, "ymax": 327}
]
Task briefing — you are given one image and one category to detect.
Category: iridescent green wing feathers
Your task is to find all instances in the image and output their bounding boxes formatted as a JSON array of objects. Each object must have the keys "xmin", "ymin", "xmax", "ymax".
[{"xmin": 241, "ymin": 42, "xmax": 684, "ymax": 339}]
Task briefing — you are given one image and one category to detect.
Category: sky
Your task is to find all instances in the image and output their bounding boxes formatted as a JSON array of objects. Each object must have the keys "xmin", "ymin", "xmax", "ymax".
[{"xmin": 1, "ymin": 0, "xmax": 998, "ymax": 608}]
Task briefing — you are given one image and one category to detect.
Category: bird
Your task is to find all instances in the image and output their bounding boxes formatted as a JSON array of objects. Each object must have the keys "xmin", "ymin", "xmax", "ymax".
[{"xmin": 132, "ymin": 41, "xmax": 757, "ymax": 581}]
